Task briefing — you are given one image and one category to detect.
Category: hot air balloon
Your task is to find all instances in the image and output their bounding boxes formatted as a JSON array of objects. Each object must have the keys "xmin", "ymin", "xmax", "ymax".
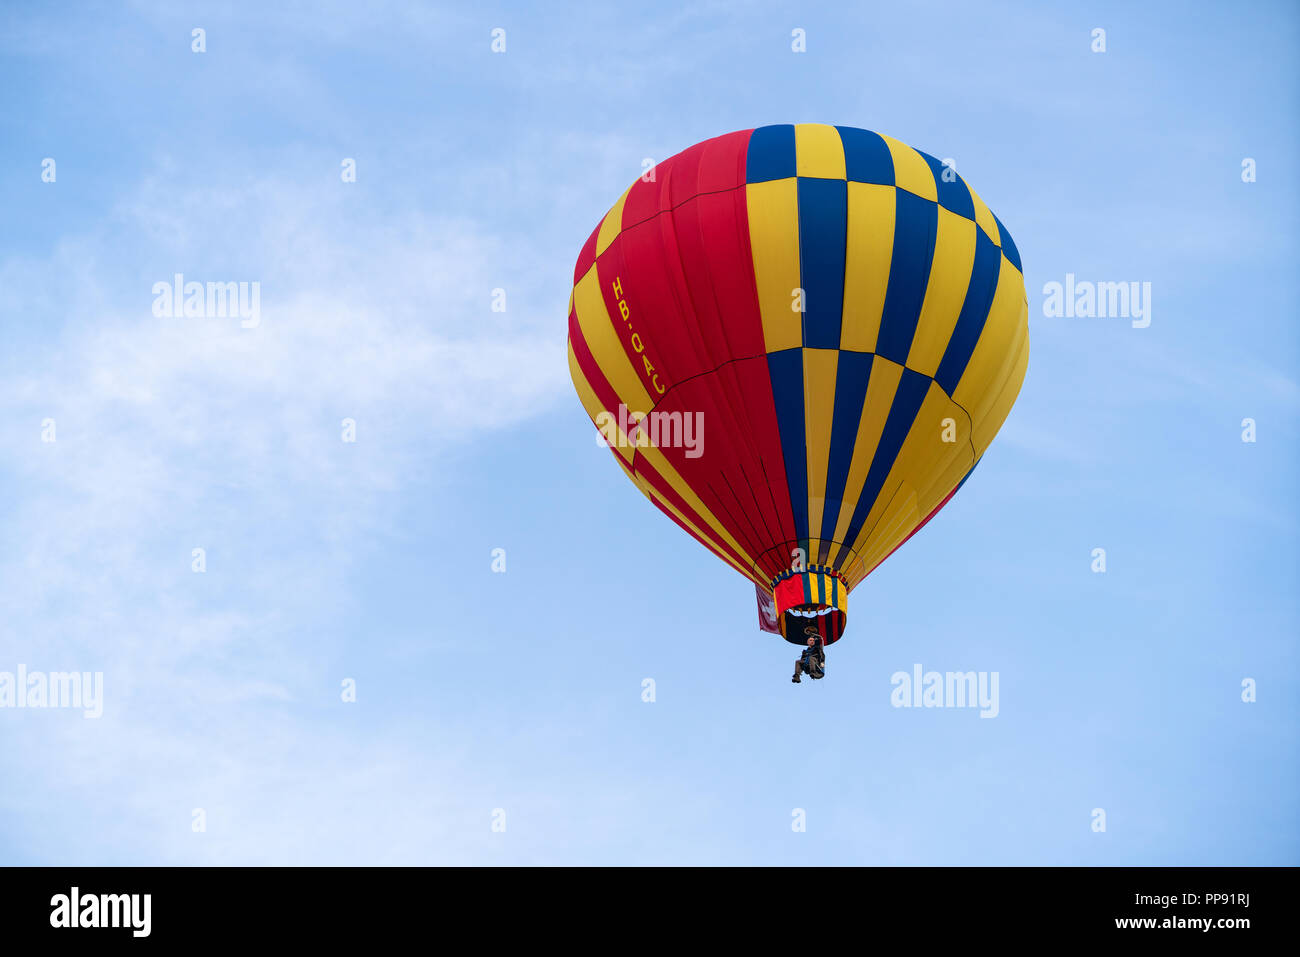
[{"xmin": 566, "ymin": 124, "xmax": 1028, "ymax": 645}]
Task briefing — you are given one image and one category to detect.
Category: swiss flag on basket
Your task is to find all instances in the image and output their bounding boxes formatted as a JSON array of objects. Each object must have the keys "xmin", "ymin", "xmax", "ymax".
[{"xmin": 755, "ymin": 583, "xmax": 780, "ymax": 634}]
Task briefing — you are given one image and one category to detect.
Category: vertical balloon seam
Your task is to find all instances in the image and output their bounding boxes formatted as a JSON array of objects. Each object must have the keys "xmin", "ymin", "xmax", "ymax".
[
  {"xmin": 605, "ymin": 138, "xmax": 800, "ymax": 580},
  {"xmin": 660, "ymin": 164, "xmax": 774, "ymax": 569},
  {"xmin": 701, "ymin": 184, "xmax": 790, "ymax": 567},
  {"xmin": 571, "ymin": 264, "xmax": 763, "ymax": 578}
]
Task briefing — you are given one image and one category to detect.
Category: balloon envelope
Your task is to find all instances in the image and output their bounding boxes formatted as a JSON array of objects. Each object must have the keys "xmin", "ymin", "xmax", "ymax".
[{"xmin": 567, "ymin": 124, "xmax": 1028, "ymax": 644}]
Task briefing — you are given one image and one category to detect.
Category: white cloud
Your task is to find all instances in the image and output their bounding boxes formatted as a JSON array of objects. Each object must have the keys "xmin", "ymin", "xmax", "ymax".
[{"xmin": 0, "ymin": 171, "xmax": 568, "ymax": 863}]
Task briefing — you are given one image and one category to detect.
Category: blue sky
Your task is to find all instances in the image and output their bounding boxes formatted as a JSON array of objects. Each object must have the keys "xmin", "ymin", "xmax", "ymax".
[{"xmin": 0, "ymin": 0, "xmax": 1296, "ymax": 865}]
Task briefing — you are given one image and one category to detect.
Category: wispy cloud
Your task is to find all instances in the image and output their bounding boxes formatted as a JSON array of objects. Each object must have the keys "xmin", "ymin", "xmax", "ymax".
[{"xmin": 0, "ymin": 169, "xmax": 567, "ymax": 863}]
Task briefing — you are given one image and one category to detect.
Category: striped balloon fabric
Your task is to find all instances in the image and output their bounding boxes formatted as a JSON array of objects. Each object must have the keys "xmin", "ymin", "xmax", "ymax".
[{"xmin": 567, "ymin": 124, "xmax": 1028, "ymax": 645}]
